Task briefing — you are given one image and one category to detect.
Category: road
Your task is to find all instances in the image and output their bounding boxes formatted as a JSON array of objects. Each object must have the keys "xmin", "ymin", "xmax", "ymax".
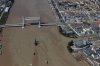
[{"xmin": 0, "ymin": 0, "xmax": 89, "ymax": 66}]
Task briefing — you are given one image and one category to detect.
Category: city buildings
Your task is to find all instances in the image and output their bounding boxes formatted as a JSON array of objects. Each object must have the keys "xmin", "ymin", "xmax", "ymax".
[
  {"xmin": 71, "ymin": 39, "xmax": 100, "ymax": 66},
  {"xmin": 51, "ymin": 0, "xmax": 100, "ymax": 37}
]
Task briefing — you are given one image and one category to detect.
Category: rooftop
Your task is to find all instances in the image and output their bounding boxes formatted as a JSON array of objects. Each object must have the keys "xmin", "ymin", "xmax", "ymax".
[{"xmin": 72, "ymin": 39, "xmax": 100, "ymax": 65}]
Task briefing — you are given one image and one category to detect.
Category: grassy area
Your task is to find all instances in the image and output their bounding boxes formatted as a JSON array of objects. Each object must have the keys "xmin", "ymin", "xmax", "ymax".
[
  {"xmin": 83, "ymin": 20, "xmax": 91, "ymax": 26},
  {"xmin": 0, "ymin": 1, "xmax": 13, "ymax": 33},
  {"xmin": 0, "ymin": 1, "xmax": 13, "ymax": 25},
  {"xmin": 67, "ymin": 40, "xmax": 74, "ymax": 53},
  {"xmin": 0, "ymin": 12, "xmax": 9, "ymax": 25}
]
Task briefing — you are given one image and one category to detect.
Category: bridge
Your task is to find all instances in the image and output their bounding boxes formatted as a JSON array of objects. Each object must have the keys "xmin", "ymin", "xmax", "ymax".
[{"xmin": 0, "ymin": 16, "xmax": 81, "ymax": 37}]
